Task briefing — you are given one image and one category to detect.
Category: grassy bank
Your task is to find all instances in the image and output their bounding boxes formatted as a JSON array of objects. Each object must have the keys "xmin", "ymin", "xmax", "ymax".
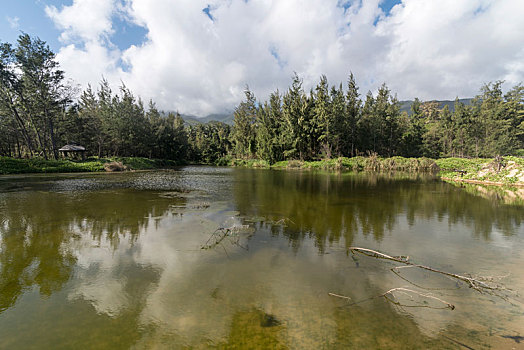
[
  {"xmin": 3, "ymin": 155, "xmax": 524, "ymax": 187},
  {"xmin": 436, "ymin": 156, "xmax": 524, "ymax": 186},
  {"xmin": 0, "ymin": 156, "xmax": 180, "ymax": 175},
  {"xmin": 226, "ymin": 156, "xmax": 524, "ymax": 186},
  {"xmin": 228, "ymin": 156, "xmax": 438, "ymax": 172},
  {"xmin": 445, "ymin": 181, "xmax": 524, "ymax": 206}
]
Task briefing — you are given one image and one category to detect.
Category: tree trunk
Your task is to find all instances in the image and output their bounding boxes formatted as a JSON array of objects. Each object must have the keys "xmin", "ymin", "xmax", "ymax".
[
  {"xmin": 48, "ymin": 116, "xmax": 58, "ymax": 160},
  {"xmin": 9, "ymin": 101, "xmax": 34, "ymax": 157}
]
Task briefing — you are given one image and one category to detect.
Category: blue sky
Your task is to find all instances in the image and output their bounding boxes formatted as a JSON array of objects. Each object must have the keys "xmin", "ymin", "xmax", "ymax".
[
  {"xmin": 1, "ymin": 0, "xmax": 148, "ymax": 52},
  {"xmin": 1, "ymin": 1, "xmax": 62, "ymax": 49},
  {"xmin": 1, "ymin": 0, "xmax": 401, "ymax": 54},
  {"xmin": 1, "ymin": 0, "xmax": 522, "ymax": 116}
]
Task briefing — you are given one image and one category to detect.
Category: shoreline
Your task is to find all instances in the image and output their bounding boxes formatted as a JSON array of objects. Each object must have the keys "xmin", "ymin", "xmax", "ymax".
[
  {"xmin": 2, "ymin": 156, "xmax": 524, "ymax": 188},
  {"xmin": 441, "ymin": 177, "xmax": 524, "ymax": 187},
  {"xmin": 0, "ymin": 156, "xmax": 180, "ymax": 175}
]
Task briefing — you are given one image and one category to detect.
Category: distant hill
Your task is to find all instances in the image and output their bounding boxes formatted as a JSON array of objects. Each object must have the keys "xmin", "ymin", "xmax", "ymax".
[
  {"xmin": 176, "ymin": 113, "xmax": 234, "ymax": 125},
  {"xmin": 400, "ymin": 98, "xmax": 473, "ymax": 115},
  {"xmin": 172, "ymin": 98, "xmax": 474, "ymax": 124},
  {"xmin": 199, "ymin": 113, "xmax": 235, "ymax": 124},
  {"xmin": 160, "ymin": 111, "xmax": 234, "ymax": 125}
]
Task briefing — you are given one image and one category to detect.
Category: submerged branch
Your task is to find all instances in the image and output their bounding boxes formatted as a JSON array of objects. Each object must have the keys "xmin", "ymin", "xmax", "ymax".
[
  {"xmin": 382, "ymin": 287, "xmax": 455, "ymax": 310},
  {"xmin": 330, "ymin": 247, "xmax": 516, "ymax": 311},
  {"xmin": 201, "ymin": 224, "xmax": 254, "ymax": 251},
  {"xmin": 201, "ymin": 227, "xmax": 230, "ymax": 250},
  {"xmin": 391, "ymin": 265, "xmax": 460, "ymax": 291},
  {"xmin": 329, "ymin": 287, "xmax": 455, "ymax": 310},
  {"xmin": 328, "ymin": 292, "xmax": 352, "ymax": 301},
  {"xmin": 348, "ymin": 247, "xmax": 510, "ymax": 297}
]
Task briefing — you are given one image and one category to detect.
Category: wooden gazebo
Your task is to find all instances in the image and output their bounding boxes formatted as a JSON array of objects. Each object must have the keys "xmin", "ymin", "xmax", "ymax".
[{"xmin": 59, "ymin": 144, "xmax": 86, "ymax": 160}]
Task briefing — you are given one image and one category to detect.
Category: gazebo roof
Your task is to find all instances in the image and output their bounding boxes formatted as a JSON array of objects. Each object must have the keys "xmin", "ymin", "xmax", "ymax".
[{"xmin": 59, "ymin": 144, "xmax": 86, "ymax": 152}]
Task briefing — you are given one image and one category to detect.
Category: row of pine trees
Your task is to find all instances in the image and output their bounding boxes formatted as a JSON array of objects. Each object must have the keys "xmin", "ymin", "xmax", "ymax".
[
  {"xmin": 1, "ymin": 34, "xmax": 523, "ymax": 163},
  {"xmin": 0, "ymin": 34, "xmax": 189, "ymax": 161},
  {"xmin": 231, "ymin": 74, "xmax": 524, "ymax": 163}
]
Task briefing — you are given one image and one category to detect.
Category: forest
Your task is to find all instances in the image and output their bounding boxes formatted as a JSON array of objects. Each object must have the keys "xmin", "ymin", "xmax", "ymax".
[{"xmin": 1, "ymin": 34, "xmax": 523, "ymax": 164}]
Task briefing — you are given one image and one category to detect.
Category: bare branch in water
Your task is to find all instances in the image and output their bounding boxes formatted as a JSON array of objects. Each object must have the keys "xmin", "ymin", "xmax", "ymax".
[
  {"xmin": 328, "ymin": 292, "xmax": 352, "ymax": 301},
  {"xmin": 272, "ymin": 218, "xmax": 295, "ymax": 226},
  {"xmin": 329, "ymin": 247, "xmax": 517, "ymax": 311},
  {"xmin": 328, "ymin": 287, "xmax": 455, "ymax": 310},
  {"xmin": 348, "ymin": 247, "xmax": 512, "ymax": 299},
  {"xmin": 382, "ymin": 287, "xmax": 455, "ymax": 310},
  {"xmin": 201, "ymin": 227, "xmax": 230, "ymax": 250},
  {"xmin": 390, "ymin": 265, "xmax": 461, "ymax": 291},
  {"xmin": 201, "ymin": 224, "xmax": 254, "ymax": 252}
]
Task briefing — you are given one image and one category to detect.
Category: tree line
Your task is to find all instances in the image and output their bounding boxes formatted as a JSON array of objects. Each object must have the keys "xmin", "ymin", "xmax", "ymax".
[
  {"xmin": 232, "ymin": 74, "xmax": 524, "ymax": 163},
  {"xmin": 0, "ymin": 34, "xmax": 192, "ymax": 161},
  {"xmin": 1, "ymin": 34, "xmax": 523, "ymax": 163}
]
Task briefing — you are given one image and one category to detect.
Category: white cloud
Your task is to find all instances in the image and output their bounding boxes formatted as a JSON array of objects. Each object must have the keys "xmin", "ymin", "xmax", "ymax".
[
  {"xmin": 376, "ymin": 0, "xmax": 524, "ymax": 100},
  {"xmin": 45, "ymin": 0, "xmax": 116, "ymax": 43},
  {"xmin": 6, "ymin": 16, "xmax": 20, "ymax": 29},
  {"xmin": 47, "ymin": 0, "xmax": 524, "ymax": 116}
]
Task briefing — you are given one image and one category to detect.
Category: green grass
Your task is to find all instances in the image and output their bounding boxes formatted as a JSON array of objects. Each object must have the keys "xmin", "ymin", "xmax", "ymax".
[
  {"xmin": 0, "ymin": 156, "xmax": 180, "ymax": 175},
  {"xmin": 5, "ymin": 155, "xmax": 523, "ymax": 186},
  {"xmin": 229, "ymin": 156, "xmax": 524, "ymax": 186},
  {"xmin": 435, "ymin": 158, "xmax": 487, "ymax": 176},
  {"xmin": 231, "ymin": 156, "xmax": 438, "ymax": 172},
  {"xmin": 436, "ymin": 156, "xmax": 524, "ymax": 184},
  {"xmin": 230, "ymin": 158, "xmax": 270, "ymax": 168}
]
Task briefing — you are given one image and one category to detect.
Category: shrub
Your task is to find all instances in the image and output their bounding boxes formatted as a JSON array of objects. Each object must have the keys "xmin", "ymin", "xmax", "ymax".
[
  {"xmin": 287, "ymin": 160, "xmax": 303, "ymax": 168},
  {"xmin": 104, "ymin": 161, "xmax": 126, "ymax": 172}
]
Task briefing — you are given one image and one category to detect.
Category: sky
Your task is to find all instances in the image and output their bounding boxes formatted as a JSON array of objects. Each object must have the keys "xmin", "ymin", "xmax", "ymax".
[{"xmin": 1, "ymin": 0, "xmax": 523, "ymax": 116}]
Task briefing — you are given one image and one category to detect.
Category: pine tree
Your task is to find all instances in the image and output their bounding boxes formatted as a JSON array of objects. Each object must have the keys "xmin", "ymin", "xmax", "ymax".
[
  {"xmin": 232, "ymin": 87, "xmax": 257, "ymax": 158},
  {"xmin": 329, "ymin": 83, "xmax": 346, "ymax": 157},
  {"xmin": 313, "ymin": 75, "xmax": 332, "ymax": 158},
  {"xmin": 344, "ymin": 73, "xmax": 361, "ymax": 156}
]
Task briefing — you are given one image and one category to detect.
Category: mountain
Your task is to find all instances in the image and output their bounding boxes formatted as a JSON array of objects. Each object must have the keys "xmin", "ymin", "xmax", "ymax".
[
  {"xmin": 161, "ymin": 111, "xmax": 234, "ymax": 125},
  {"xmin": 199, "ymin": 113, "xmax": 235, "ymax": 124},
  {"xmin": 172, "ymin": 98, "xmax": 474, "ymax": 124},
  {"xmin": 399, "ymin": 98, "xmax": 473, "ymax": 115}
]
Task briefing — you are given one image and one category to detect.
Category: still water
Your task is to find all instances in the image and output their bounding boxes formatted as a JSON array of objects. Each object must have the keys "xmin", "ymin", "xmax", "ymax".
[{"xmin": 0, "ymin": 167, "xmax": 523, "ymax": 349}]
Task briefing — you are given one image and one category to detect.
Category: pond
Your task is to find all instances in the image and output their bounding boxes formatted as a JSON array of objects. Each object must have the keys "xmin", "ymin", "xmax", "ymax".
[{"xmin": 0, "ymin": 167, "xmax": 523, "ymax": 349}]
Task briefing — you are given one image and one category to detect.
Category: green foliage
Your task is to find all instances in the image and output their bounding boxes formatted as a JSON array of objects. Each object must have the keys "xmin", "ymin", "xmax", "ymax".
[
  {"xmin": 514, "ymin": 149, "xmax": 524, "ymax": 157},
  {"xmin": 215, "ymin": 155, "xmax": 233, "ymax": 166},
  {"xmin": 435, "ymin": 158, "xmax": 487, "ymax": 178},
  {"xmin": 0, "ymin": 157, "xmax": 101, "ymax": 174},
  {"xmin": 0, "ymin": 34, "xmax": 71, "ymax": 160},
  {"xmin": 255, "ymin": 91, "xmax": 284, "ymax": 164},
  {"xmin": 436, "ymin": 156, "xmax": 524, "ymax": 184},
  {"xmin": 230, "ymin": 156, "xmax": 439, "ymax": 172},
  {"xmin": 232, "ymin": 87, "xmax": 257, "ymax": 158},
  {"xmin": 187, "ymin": 121, "xmax": 231, "ymax": 164},
  {"xmin": 271, "ymin": 161, "xmax": 289, "ymax": 168},
  {"xmin": 2, "ymin": 34, "xmax": 523, "ymax": 170},
  {"xmin": 229, "ymin": 73, "xmax": 523, "ymax": 164},
  {"xmin": 0, "ymin": 34, "xmax": 189, "ymax": 163},
  {"xmin": 0, "ymin": 156, "xmax": 178, "ymax": 174},
  {"xmin": 229, "ymin": 158, "xmax": 269, "ymax": 168}
]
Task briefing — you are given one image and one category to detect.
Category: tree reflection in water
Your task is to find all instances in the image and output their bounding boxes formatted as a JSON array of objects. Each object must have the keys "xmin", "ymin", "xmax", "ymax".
[
  {"xmin": 0, "ymin": 169, "xmax": 523, "ymax": 349},
  {"xmin": 232, "ymin": 169, "xmax": 524, "ymax": 251},
  {"xmin": 0, "ymin": 177, "xmax": 185, "ymax": 313}
]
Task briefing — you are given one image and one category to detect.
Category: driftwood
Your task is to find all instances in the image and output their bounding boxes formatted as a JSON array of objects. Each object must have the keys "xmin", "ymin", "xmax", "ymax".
[
  {"xmin": 328, "ymin": 292, "xmax": 352, "ymax": 301},
  {"xmin": 330, "ymin": 287, "xmax": 455, "ymax": 310},
  {"xmin": 381, "ymin": 287, "xmax": 455, "ymax": 310},
  {"xmin": 348, "ymin": 247, "xmax": 510, "ymax": 297},
  {"xmin": 201, "ymin": 227, "xmax": 230, "ymax": 250},
  {"xmin": 329, "ymin": 247, "xmax": 514, "ymax": 311},
  {"xmin": 201, "ymin": 224, "xmax": 253, "ymax": 252}
]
